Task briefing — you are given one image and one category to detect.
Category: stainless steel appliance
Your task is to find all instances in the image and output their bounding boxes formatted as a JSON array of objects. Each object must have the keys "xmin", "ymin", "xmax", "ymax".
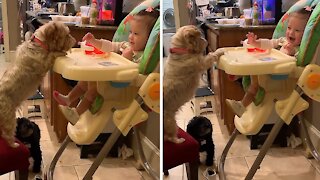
[{"xmin": 224, "ymin": 7, "xmax": 240, "ymax": 18}]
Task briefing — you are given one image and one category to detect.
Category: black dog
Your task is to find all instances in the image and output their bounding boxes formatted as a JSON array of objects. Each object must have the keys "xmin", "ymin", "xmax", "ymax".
[
  {"xmin": 16, "ymin": 117, "xmax": 42, "ymax": 173},
  {"xmin": 187, "ymin": 116, "xmax": 215, "ymax": 166}
]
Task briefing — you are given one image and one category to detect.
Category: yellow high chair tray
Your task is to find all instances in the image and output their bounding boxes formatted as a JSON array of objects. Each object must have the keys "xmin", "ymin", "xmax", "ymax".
[
  {"xmin": 218, "ymin": 47, "xmax": 296, "ymax": 75},
  {"xmin": 53, "ymin": 48, "xmax": 139, "ymax": 81}
]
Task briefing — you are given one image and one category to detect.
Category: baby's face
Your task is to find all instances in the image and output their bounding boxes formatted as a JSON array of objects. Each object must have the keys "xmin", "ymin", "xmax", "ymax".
[
  {"xmin": 285, "ymin": 15, "xmax": 307, "ymax": 47},
  {"xmin": 128, "ymin": 20, "xmax": 150, "ymax": 52}
]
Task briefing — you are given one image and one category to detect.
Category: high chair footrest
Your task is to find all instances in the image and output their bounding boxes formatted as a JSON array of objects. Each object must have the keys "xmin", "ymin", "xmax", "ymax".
[{"xmin": 79, "ymin": 133, "xmax": 123, "ymax": 159}]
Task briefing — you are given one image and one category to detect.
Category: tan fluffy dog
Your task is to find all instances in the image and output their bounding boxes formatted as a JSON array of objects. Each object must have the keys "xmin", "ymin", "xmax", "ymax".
[
  {"xmin": 0, "ymin": 21, "xmax": 76, "ymax": 147},
  {"xmin": 163, "ymin": 25, "xmax": 224, "ymax": 143}
]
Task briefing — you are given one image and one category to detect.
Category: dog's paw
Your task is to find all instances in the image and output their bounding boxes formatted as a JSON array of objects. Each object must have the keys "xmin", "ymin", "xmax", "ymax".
[
  {"xmin": 53, "ymin": 51, "xmax": 67, "ymax": 57},
  {"xmin": 209, "ymin": 48, "xmax": 225, "ymax": 61},
  {"xmin": 11, "ymin": 142, "xmax": 20, "ymax": 148},
  {"xmin": 176, "ymin": 138, "xmax": 185, "ymax": 144},
  {"xmin": 167, "ymin": 137, "xmax": 185, "ymax": 144}
]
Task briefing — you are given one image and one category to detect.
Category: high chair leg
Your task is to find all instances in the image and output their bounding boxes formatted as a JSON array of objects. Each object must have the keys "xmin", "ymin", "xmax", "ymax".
[
  {"xmin": 83, "ymin": 128, "xmax": 122, "ymax": 180},
  {"xmin": 218, "ymin": 128, "xmax": 240, "ymax": 180},
  {"xmin": 245, "ymin": 119, "xmax": 284, "ymax": 180},
  {"xmin": 133, "ymin": 126, "xmax": 159, "ymax": 180},
  {"xmin": 47, "ymin": 136, "xmax": 72, "ymax": 180},
  {"xmin": 299, "ymin": 113, "xmax": 320, "ymax": 162}
]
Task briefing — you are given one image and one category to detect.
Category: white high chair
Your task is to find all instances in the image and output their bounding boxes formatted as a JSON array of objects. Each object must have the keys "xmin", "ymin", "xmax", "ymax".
[
  {"xmin": 217, "ymin": 1, "xmax": 320, "ymax": 179},
  {"xmin": 46, "ymin": 1, "xmax": 160, "ymax": 179}
]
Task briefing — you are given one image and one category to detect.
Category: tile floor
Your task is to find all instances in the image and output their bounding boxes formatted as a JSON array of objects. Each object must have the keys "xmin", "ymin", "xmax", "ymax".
[
  {"xmin": 0, "ymin": 54, "xmax": 152, "ymax": 180},
  {"xmin": 163, "ymin": 97, "xmax": 320, "ymax": 180}
]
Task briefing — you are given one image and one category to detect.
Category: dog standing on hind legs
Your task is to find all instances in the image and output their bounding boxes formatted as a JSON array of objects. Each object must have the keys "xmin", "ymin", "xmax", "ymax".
[
  {"xmin": 163, "ymin": 25, "xmax": 224, "ymax": 143},
  {"xmin": 0, "ymin": 21, "xmax": 76, "ymax": 148}
]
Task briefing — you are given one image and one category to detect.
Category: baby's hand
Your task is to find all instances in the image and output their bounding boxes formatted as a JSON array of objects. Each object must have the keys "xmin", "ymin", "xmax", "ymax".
[
  {"xmin": 284, "ymin": 43, "xmax": 296, "ymax": 56},
  {"xmin": 122, "ymin": 47, "xmax": 133, "ymax": 60},
  {"xmin": 82, "ymin": 33, "xmax": 95, "ymax": 44},
  {"xmin": 246, "ymin": 32, "xmax": 257, "ymax": 44}
]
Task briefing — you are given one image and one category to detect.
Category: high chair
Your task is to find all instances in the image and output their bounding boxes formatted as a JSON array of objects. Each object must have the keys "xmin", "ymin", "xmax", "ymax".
[
  {"xmin": 217, "ymin": 1, "xmax": 320, "ymax": 179},
  {"xmin": 46, "ymin": 1, "xmax": 160, "ymax": 179}
]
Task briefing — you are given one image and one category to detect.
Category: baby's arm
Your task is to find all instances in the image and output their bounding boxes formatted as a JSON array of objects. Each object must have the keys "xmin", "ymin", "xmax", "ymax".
[
  {"xmin": 82, "ymin": 33, "xmax": 122, "ymax": 53},
  {"xmin": 246, "ymin": 32, "xmax": 279, "ymax": 49},
  {"xmin": 246, "ymin": 32, "xmax": 261, "ymax": 47}
]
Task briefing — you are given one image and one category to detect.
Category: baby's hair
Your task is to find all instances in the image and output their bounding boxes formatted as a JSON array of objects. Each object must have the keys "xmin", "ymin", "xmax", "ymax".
[
  {"xmin": 134, "ymin": 6, "xmax": 160, "ymax": 33},
  {"xmin": 288, "ymin": 8, "xmax": 313, "ymax": 28},
  {"xmin": 290, "ymin": 8, "xmax": 313, "ymax": 19}
]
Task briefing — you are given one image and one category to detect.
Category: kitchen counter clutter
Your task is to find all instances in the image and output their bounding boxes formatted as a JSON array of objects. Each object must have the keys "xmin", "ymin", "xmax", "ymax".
[
  {"xmin": 207, "ymin": 23, "xmax": 276, "ymax": 30},
  {"xmin": 29, "ymin": 16, "xmax": 118, "ymax": 43}
]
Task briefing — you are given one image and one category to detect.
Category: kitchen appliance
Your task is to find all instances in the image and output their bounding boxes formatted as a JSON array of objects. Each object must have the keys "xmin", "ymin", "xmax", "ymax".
[
  {"xmin": 224, "ymin": 7, "xmax": 240, "ymax": 18},
  {"xmin": 58, "ymin": 2, "xmax": 76, "ymax": 16}
]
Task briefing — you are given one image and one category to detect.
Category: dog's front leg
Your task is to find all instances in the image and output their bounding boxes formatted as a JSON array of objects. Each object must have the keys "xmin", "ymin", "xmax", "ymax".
[
  {"xmin": 201, "ymin": 48, "xmax": 225, "ymax": 71},
  {"xmin": 53, "ymin": 51, "xmax": 67, "ymax": 57}
]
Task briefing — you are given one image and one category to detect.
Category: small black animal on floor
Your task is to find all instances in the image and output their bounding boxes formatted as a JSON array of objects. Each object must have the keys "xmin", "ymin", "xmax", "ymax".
[
  {"xmin": 187, "ymin": 116, "xmax": 215, "ymax": 166},
  {"xmin": 16, "ymin": 117, "xmax": 42, "ymax": 173}
]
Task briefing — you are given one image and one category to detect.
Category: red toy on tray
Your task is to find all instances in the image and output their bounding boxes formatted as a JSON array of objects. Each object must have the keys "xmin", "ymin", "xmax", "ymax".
[{"xmin": 79, "ymin": 41, "xmax": 105, "ymax": 55}]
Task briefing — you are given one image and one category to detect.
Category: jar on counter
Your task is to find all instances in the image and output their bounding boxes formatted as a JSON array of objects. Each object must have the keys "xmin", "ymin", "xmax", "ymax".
[
  {"xmin": 252, "ymin": 1, "xmax": 259, "ymax": 25},
  {"xmin": 89, "ymin": 0, "xmax": 98, "ymax": 25}
]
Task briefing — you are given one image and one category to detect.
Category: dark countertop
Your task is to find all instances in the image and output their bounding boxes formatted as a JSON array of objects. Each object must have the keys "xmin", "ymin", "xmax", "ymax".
[
  {"xmin": 27, "ymin": 11, "xmax": 118, "ymax": 30},
  {"xmin": 196, "ymin": 16, "xmax": 276, "ymax": 32},
  {"xmin": 37, "ymin": 18, "xmax": 118, "ymax": 30},
  {"xmin": 206, "ymin": 23, "xmax": 276, "ymax": 31}
]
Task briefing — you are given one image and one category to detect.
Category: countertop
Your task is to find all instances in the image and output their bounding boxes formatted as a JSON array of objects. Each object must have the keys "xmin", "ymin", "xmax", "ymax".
[
  {"xmin": 206, "ymin": 23, "xmax": 276, "ymax": 31},
  {"xmin": 26, "ymin": 10, "xmax": 118, "ymax": 30},
  {"xmin": 196, "ymin": 16, "xmax": 276, "ymax": 32}
]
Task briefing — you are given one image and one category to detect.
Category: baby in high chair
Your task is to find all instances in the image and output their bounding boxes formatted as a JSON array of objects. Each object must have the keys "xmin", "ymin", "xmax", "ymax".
[
  {"xmin": 226, "ymin": 8, "xmax": 312, "ymax": 117},
  {"xmin": 53, "ymin": 8, "xmax": 159, "ymax": 125}
]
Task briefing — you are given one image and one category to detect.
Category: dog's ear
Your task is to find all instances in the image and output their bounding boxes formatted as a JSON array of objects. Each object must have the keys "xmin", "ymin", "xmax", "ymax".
[{"xmin": 183, "ymin": 26, "xmax": 201, "ymax": 50}]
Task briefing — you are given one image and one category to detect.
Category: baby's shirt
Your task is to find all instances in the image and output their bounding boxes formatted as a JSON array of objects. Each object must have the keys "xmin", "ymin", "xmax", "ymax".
[
  {"xmin": 259, "ymin": 37, "xmax": 299, "ymax": 57},
  {"xmin": 132, "ymin": 51, "xmax": 143, "ymax": 63},
  {"xmin": 99, "ymin": 39, "xmax": 143, "ymax": 63}
]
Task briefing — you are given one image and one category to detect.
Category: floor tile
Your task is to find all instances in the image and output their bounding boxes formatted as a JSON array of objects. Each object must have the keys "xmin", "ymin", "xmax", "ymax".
[
  {"xmin": 245, "ymin": 149, "xmax": 320, "ymax": 180},
  {"xmin": 223, "ymin": 157, "xmax": 250, "ymax": 180},
  {"xmin": 75, "ymin": 162, "xmax": 142, "ymax": 180},
  {"xmin": 52, "ymin": 166, "xmax": 78, "ymax": 180}
]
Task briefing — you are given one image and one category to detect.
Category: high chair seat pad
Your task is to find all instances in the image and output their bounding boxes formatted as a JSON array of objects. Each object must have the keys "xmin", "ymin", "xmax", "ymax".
[
  {"xmin": 218, "ymin": 47, "xmax": 296, "ymax": 76},
  {"xmin": 234, "ymin": 93, "xmax": 275, "ymax": 135},
  {"xmin": 273, "ymin": 1, "xmax": 320, "ymax": 66},
  {"xmin": 113, "ymin": 0, "xmax": 160, "ymax": 75},
  {"xmin": 53, "ymin": 48, "xmax": 139, "ymax": 81},
  {"xmin": 234, "ymin": 87, "xmax": 294, "ymax": 135},
  {"xmin": 68, "ymin": 82, "xmax": 138, "ymax": 145}
]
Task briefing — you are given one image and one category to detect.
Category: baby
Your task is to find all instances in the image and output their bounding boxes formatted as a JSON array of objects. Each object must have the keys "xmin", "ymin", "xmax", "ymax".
[
  {"xmin": 226, "ymin": 8, "xmax": 312, "ymax": 117},
  {"xmin": 53, "ymin": 8, "xmax": 159, "ymax": 125}
]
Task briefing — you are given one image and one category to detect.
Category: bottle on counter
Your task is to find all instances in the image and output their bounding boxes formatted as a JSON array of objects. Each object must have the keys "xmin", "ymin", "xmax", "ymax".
[
  {"xmin": 252, "ymin": 1, "xmax": 259, "ymax": 25},
  {"xmin": 89, "ymin": 0, "xmax": 99, "ymax": 25}
]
